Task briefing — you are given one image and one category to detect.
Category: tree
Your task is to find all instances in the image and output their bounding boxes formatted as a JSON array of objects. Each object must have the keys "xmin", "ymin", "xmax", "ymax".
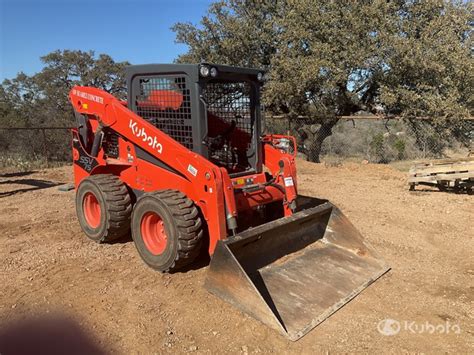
[
  {"xmin": 173, "ymin": 1, "xmax": 280, "ymax": 68},
  {"xmin": 381, "ymin": 1, "xmax": 473, "ymax": 118},
  {"xmin": 0, "ymin": 50, "xmax": 129, "ymax": 161},
  {"xmin": 173, "ymin": 0, "xmax": 473, "ymax": 162}
]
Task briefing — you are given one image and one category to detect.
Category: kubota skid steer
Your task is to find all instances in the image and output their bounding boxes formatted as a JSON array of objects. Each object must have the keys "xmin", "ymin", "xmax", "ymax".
[{"xmin": 69, "ymin": 63, "xmax": 389, "ymax": 340}]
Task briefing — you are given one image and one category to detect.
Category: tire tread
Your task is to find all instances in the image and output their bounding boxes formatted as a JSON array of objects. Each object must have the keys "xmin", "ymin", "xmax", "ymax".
[
  {"xmin": 148, "ymin": 189, "xmax": 203, "ymax": 272},
  {"xmin": 88, "ymin": 174, "xmax": 132, "ymax": 242}
]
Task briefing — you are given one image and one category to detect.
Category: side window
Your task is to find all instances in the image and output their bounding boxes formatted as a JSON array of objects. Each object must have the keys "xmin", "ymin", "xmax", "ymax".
[
  {"xmin": 135, "ymin": 76, "xmax": 193, "ymax": 150},
  {"xmin": 138, "ymin": 78, "xmax": 184, "ymax": 110}
]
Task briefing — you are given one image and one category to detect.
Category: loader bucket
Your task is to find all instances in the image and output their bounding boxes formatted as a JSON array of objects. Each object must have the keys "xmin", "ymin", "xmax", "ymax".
[{"xmin": 205, "ymin": 198, "xmax": 390, "ymax": 341}]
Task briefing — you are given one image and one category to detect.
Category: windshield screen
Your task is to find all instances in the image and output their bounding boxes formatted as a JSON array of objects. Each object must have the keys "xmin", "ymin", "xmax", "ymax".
[{"xmin": 202, "ymin": 80, "xmax": 256, "ymax": 173}]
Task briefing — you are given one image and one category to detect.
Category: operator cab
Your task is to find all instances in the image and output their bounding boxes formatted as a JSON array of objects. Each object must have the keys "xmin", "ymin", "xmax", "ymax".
[{"xmin": 126, "ymin": 63, "xmax": 264, "ymax": 176}]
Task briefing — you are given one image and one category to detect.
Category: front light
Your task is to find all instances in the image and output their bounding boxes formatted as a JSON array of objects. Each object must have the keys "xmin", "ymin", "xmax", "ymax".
[
  {"xmin": 210, "ymin": 67, "xmax": 218, "ymax": 77},
  {"xmin": 257, "ymin": 72, "xmax": 264, "ymax": 81},
  {"xmin": 200, "ymin": 65, "xmax": 210, "ymax": 77}
]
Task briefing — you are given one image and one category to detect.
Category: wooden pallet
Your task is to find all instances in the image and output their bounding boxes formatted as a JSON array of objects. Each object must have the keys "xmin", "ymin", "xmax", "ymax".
[{"xmin": 408, "ymin": 157, "xmax": 474, "ymax": 193}]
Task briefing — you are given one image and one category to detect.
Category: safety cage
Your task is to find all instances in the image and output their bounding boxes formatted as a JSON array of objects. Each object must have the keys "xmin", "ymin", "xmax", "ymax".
[
  {"xmin": 202, "ymin": 79, "xmax": 256, "ymax": 173},
  {"xmin": 126, "ymin": 64, "xmax": 263, "ymax": 175}
]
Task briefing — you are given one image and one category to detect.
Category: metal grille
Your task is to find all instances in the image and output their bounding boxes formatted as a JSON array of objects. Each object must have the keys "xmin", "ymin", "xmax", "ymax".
[
  {"xmin": 103, "ymin": 130, "xmax": 119, "ymax": 158},
  {"xmin": 202, "ymin": 81, "xmax": 254, "ymax": 171},
  {"xmin": 135, "ymin": 76, "xmax": 193, "ymax": 149}
]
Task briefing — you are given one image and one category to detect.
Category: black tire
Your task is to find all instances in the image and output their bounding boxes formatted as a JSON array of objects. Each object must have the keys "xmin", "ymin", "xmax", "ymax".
[
  {"xmin": 131, "ymin": 190, "xmax": 203, "ymax": 272},
  {"xmin": 76, "ymin": 174, "xmax": 132, "ymax": 243}
]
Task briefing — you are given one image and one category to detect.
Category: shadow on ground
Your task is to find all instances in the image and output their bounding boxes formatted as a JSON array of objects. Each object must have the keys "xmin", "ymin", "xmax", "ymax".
[
  {"xmin": 0, "ymin": 314, "xmax": 107, "ymax": 355},
  {"xmin": 410, "ymin": 187, "xmax": 473, "ymax": 195},
  {"xmin": 0, "ymin": 178, "xmax": 63, "ymax": 198}
]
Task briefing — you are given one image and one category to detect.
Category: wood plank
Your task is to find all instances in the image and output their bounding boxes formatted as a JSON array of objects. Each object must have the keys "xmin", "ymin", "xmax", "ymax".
[
  {"xmin": 409, "ymin": 163, "xmax": 474, "ymax": 176},
  {"xmin": 408, "ymin": 171, "xmax": 474, "ymax": 183}
]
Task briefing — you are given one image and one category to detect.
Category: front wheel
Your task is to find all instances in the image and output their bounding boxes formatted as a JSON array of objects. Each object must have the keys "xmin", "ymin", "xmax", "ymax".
[
  {"xmin": 76, "ymin": 174, "xmax": 132, "ymax": 243},
  {"xmin": 131, "ymin": 190, "xmax": 203, "ymax": 272}
]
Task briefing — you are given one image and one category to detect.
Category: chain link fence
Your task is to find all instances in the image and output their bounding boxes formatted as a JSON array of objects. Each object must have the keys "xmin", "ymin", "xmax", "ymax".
[
  {"xmin": 0, "ymin": 127, "xmax": 72, "ymax": 169},
  {"xmin": 264, "ymin": 116, "xmax": 474, "ymax": 163},
  {"xmin": 1, "ymin": 116, "xmax": 473, "ymax": 170}
]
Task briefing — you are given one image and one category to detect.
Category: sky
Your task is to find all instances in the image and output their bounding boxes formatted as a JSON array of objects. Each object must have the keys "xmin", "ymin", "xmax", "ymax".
[{"xmin": 0, "ymin": 0, "xmax": 213, "ymax": 80}]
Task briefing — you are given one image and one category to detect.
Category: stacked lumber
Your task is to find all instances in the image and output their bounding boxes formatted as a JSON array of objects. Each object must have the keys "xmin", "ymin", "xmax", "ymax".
[{"xmin": 408, "ymin": 157, "xmax": 474, "ymax": 193}]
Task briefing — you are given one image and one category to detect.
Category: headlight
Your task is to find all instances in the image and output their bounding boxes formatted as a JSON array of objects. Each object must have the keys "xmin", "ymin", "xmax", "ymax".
[
  {"xmin": 200, "ymin": 65, "xmax": 210, "ymax": 77},
  {"xmin": 210, "ymin": 67, "xmax": 218, "ymax": 77},
  {"xmin": 257, "ymin": 72, "xmax": 264, "ymax": 81}
]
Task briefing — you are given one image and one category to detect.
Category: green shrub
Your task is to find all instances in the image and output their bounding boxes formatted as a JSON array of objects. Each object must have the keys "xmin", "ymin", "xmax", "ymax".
[{"xmin": 393, "ymin": 138, "xmax": 406, "ymax": 160}]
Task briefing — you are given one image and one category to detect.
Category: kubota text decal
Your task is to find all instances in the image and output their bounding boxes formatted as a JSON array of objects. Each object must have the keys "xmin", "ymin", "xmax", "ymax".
[{"xmin": 129, "ymin": 119, "xmax": 163, "ymax": 154}]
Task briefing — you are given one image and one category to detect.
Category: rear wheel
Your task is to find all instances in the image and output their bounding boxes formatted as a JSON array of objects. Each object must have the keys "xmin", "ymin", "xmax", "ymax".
[
  {"xmin": 131, "ymin": 190, "xmax": 203, "ymax": 272},
  {"xmin": 76, "ymin": 174, "xmax": 132, "ymax": 242}
]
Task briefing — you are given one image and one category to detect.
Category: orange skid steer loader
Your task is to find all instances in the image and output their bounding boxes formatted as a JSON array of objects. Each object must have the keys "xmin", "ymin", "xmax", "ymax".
[{"xmin": 69, "ymin": 63, "xmax": 389, "ymax": 340}]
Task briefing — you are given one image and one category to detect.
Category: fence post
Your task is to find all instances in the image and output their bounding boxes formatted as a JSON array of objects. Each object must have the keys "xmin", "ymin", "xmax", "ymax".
[{"xmin": 41, "ymin": 128, "xmax": 49, "ymax": 166}]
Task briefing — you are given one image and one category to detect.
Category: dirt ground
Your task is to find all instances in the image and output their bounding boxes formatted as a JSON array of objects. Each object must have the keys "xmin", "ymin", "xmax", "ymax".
[{"xmin": 0, "ymin": 160, "xmax": 473, "ymax": 353}]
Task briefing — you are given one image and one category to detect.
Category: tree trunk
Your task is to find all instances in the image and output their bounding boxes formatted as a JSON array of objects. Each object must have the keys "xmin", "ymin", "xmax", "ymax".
[{"xmin": 306, "ymin": 118, "xmax": 339, "ymax": 163}]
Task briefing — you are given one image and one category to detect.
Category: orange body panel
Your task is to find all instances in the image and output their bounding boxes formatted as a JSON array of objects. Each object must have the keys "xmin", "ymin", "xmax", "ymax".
[{"xmin": 69, "ymin": 86, "xmax": 297, "ymax": 254}]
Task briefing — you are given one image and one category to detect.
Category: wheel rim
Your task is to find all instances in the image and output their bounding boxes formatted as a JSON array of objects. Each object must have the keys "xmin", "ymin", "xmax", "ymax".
[
  {"xmin": 141, "ymin": 212, "xmax": 168, "ymax": 255},
  {"xmin": 83, "ymin": 192, "xmax": 101, "ymax": 228}
]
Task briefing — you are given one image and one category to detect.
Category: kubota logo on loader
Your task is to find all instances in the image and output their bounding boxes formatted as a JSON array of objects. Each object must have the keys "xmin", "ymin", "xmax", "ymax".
[{"xmin": 129, "ymin": 119, "xmax": 163, "ymax": 154}]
